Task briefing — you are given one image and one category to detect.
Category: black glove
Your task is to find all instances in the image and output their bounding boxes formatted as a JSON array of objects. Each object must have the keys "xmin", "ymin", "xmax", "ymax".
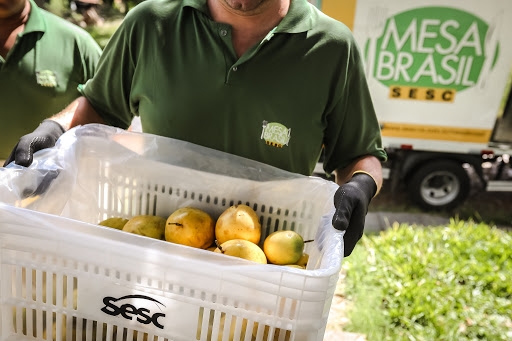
[
  {"xmin": 3, "ymin": 120, "xmax": 65, "ymax": 167},
  {"xmin": 332, "ymin": 172, "xmax": 377, "ymax": 257}
]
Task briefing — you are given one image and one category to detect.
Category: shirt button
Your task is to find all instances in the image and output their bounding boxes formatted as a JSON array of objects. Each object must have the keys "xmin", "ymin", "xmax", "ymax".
[
  {"xmin": 232, "ymin": 66, "xmax": 238, "ymax": 71},
  {"xmin": 220, "ymin": 29, "xmax": 227, "ymax": 36}
]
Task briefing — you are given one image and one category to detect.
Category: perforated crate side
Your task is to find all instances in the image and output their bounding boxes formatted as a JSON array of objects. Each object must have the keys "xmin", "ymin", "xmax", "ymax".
[
  {"xmin": 62, "ymin": 151, "xmax": 336, "ymax": 247},
  {"xmin": 1, "ymin": 204, "xmax": 343, "ymax": 341}
]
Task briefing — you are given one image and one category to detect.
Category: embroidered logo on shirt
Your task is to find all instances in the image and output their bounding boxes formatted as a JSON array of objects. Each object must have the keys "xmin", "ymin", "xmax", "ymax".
[
  {"xmin": 36, "ymin": 70, "xmax": 58, "ymax": 88},
  {"xmin": 261, "ymin": 121, "xmax": 291, "ymax": 148}
]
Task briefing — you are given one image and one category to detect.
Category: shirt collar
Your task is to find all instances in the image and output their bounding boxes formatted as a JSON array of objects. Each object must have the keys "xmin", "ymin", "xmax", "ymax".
[
  {"xmin": 183, "ymin": 0, "xmax": 314, "ymax": 33},
  {"xmin": 22, "ymin": 0, "xmax": 47, "ymax": 35},
  {"xmin": 275, "ymin": 0, "xmax": 314, "ymax": 33},
  {"xmin": 183, "ymin": 0, "xmax": 209, "ymax": 14}
]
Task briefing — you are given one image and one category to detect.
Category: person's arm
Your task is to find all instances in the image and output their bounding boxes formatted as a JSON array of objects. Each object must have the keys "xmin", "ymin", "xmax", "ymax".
[
  {"xmin": 332, "ymin": 155, "xmax": 383, "ymax": 257},
  {"xmin": 320, "ymin": 26, "xmax": 386, "ymax": 257},
  {"xmin": 51, "ymin": 96, "xmax": 105, "ymax": 130},
  {"xmin": 334, "ymin": 155, "xmax": 383, "ymax": 193},
  {"xmin": 3, "ymin": 97, "xmax": 104, "ymax": 167}
]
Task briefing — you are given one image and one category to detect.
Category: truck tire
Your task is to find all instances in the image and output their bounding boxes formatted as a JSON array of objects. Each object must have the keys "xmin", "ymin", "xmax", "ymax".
[{"xmin": 407, "ymin": 160, "xmax": 470, "ymax": 211}]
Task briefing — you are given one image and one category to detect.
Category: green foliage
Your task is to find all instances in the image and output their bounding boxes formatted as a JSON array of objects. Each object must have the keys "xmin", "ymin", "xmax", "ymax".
[
  {"xmin": 46, "ymin": 0, "xmax": 71, "ymax": 17},
  {"xmin": 342, "ymin": 220, "xmax": 512, "ymax": 341},
  {"xmin": 85, "ymin": 20, "xmax": 122, "ymax": 49}
]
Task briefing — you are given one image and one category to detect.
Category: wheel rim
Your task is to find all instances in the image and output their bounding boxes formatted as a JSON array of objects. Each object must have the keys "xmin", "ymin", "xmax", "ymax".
[{"xmin": 419, "ymin": 170, "xmax": 460, "ymax": 206}]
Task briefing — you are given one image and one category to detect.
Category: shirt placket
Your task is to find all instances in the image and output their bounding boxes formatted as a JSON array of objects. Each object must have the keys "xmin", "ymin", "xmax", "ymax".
[
  {"xmin": 219, "ymin": 25, "xmax": 278, "ymax": 84},
  {"xmin": 1, "ymin": 33, "xmax": 23, "ymax": 68},
  {"xmin": 216, "ymin": 24, "xmax": 238, "ymax": 84}
]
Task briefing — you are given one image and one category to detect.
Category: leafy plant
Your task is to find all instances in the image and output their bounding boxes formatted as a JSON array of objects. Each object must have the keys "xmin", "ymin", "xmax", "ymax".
[
  {"xmin": 341, "ymin": 220, "xmax": 512, "ymax": 341},
  {"xmin": 85, "ymin": 20, "xmax": 122, "ymax": 49}
]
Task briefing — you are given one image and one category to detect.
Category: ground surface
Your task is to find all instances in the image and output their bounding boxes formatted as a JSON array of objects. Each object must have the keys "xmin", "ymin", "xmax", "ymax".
[{"xmin": 370, "ymin": 178, "xmax": 512, "ymax": 228}]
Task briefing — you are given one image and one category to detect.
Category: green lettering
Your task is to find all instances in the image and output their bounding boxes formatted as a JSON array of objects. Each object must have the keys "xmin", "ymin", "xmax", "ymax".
[{"xmin": 381, "ymin": 18, "xmax": 418, "ymax": 51}]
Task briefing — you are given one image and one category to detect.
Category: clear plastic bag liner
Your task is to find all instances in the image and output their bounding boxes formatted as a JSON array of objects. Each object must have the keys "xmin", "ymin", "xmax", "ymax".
[{"xmin": 0, "ymin": 124, "xmax": 344, "ymax": 274}]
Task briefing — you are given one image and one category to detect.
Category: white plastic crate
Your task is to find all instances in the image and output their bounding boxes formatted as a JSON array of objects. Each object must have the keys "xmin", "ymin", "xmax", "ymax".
[{"xmin": 0, "ymin": 125, "xmax": 344, "ymax": 341}]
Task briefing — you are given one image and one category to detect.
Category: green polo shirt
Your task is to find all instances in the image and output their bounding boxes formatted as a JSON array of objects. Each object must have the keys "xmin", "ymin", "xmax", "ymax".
[
  {"xmin": 0, "ymin": 0, "xmax": 101, "ymax": 159},
  {"xmin": 81, "ymin": 0, "xmax": 386, "ymax": 175}
]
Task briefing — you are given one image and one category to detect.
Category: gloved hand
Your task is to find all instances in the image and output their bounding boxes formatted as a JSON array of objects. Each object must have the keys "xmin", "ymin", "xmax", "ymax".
[
  {"xmin": 3, "ymin": 120, "xmax": 65, "ymax": 167},
  {"xmin": 332, "ymin": 172, "xmax": 377, "ymax": 257}
]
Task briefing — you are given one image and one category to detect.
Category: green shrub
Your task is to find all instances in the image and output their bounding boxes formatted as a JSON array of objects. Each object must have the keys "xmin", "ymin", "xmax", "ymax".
[
  {"xmin": 342, "ymin": 220, "xmax": 512, "ymax": 341},
  {"xmin": 85, "ymin": 20, "xmax": 122, "ymax": 49}
]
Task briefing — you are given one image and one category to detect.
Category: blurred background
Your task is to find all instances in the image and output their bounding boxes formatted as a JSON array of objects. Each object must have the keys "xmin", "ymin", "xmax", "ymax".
[{"xmin": 37, "ymin": 0, "xmax": 512, "ymax": 227}]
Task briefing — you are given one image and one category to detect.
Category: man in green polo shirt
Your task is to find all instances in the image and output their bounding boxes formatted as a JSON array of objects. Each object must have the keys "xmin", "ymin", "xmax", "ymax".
[
  {"xmin": 5, "ymin": 0, "xmax": 387, "ymax": 256},
  {"xmin": 0, "ymin": 0, "xmax": 101, "ymax": 161}
]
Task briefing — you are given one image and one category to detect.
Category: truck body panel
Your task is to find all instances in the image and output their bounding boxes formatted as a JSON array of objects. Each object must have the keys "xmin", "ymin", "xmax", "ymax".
[
  {"xmin": 311, "ymin": 0, "xmax": 512, "ymax": 208},
  {"xmin": 315, "ymin": 0, "xmax": 512, "ymax": 153}
]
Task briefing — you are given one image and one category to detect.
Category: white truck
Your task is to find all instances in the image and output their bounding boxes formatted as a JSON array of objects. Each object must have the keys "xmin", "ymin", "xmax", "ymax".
[{"xmin": 312, "ymin": 0, "xmax": 512, "ymax": 210}]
